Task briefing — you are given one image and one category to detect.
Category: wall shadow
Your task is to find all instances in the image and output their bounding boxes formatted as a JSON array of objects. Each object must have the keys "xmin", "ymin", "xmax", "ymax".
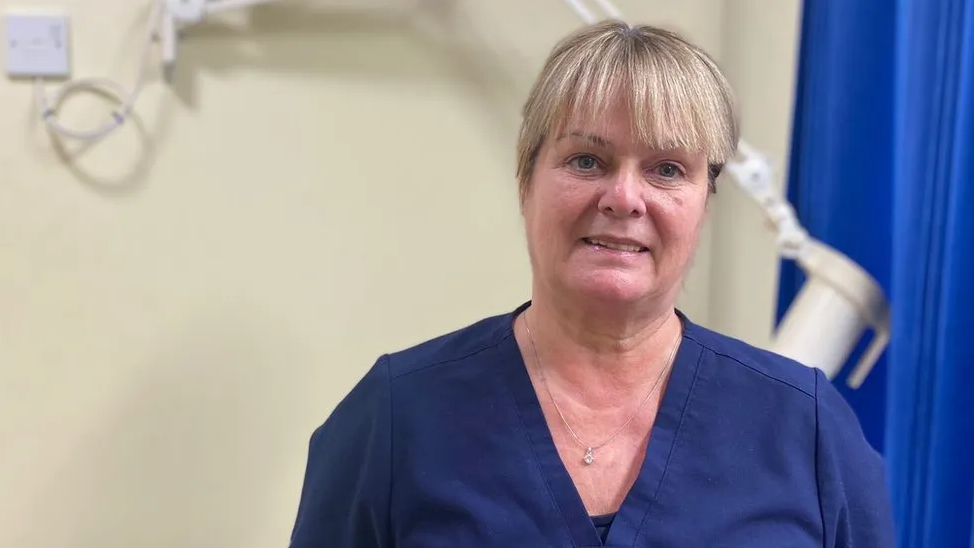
[{"xmin": 169, "ymin": 0, "xmax": 529, "ymax": 143}]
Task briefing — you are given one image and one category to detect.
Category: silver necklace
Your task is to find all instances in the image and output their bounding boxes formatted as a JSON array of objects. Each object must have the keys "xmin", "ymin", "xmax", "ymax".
[{"xmin": 523, "ymin": 312, "xmax": 680, "ymax": 466}]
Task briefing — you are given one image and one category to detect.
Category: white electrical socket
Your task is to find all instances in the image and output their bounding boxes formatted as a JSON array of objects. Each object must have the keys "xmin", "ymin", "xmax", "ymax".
[{"xmin": 3, "ymin": 12, "xmax": 71, "ymax": 78}]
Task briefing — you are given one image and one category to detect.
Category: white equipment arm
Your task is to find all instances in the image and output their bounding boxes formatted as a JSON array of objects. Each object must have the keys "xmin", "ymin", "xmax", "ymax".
[
  {"xmin": 722, "ymin": 143, "xmax": 891, "ymax": 388},
  {"xmin": 723, "ymin": 142, "xmax": 810, "ymax": 260}
]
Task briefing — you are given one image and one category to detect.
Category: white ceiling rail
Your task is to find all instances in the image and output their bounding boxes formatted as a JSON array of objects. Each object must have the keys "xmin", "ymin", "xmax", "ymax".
[{"xmin": 158, "ymin": 0, "xmax": 625, "ymax": 82}]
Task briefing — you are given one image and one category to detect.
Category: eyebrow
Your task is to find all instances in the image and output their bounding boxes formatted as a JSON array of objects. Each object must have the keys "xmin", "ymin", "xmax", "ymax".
[
  {"xmin": 556, "ymin": 132, "xmax": 693, "ymax": 158},
  {"xmin": 556, "ymin": 131, "xmax": 612, "ymax": 148}
]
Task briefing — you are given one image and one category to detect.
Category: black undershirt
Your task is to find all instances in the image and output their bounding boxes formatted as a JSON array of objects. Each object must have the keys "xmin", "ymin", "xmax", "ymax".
[{"xmin": 591, "ymin": 513, "xmax": 616, "ymax": 544}]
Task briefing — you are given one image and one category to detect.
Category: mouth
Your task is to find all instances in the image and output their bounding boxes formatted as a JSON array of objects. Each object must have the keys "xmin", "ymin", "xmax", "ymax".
[{"xmin": 582, "ymin": 237, "xmax": 649, "ymax": 253}]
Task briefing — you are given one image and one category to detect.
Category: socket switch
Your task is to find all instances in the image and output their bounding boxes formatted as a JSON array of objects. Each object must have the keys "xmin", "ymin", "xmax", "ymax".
[{"xmin": 3, "ymin": 12, "xmax": 71, "ymax": 78}]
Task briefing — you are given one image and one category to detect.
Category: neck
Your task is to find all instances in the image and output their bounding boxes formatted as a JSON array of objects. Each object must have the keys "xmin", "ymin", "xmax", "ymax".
[{"xmin": 521, "ymin": 292, "xmax": 683, "ymax": 392}]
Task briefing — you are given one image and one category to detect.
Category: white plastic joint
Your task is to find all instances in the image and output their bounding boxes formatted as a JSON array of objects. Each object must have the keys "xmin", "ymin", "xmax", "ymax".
[
  {"xmin": 166, "ymin": 0, "xmax": 207, "ymax": 23},
  {"xmin": 724, "ymin": 144, "xmax": 810, "ymax": 259}
]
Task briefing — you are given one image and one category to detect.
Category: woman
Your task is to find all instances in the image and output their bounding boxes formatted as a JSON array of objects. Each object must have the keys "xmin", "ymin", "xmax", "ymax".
[{"xmin": 288, "ymin": 20, "xmax": 895, "ymax": 547}]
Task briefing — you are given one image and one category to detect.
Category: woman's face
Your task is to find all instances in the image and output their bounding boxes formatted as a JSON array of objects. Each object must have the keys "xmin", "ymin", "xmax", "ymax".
[{"xmin": 522, "ymin": 100, "xmax": 711, "ymax": 313}]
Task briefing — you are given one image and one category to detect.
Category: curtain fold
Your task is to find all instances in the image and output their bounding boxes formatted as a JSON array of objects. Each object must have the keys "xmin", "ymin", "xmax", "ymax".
[{"xmin": 885, "ymin": 0, "xmax": 974, "ymax": 545}]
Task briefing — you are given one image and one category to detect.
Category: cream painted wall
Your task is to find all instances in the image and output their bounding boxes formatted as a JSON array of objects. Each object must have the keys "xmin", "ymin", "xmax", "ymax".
[{"xmin": 0, "ymin": 1, "xmax": 797, "ymax": 546}]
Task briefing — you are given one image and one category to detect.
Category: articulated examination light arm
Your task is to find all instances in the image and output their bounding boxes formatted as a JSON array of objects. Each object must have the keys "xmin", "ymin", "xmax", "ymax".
[{"xmin": 722, "ymin": 145, "xmax": 890, "ymax": 387}]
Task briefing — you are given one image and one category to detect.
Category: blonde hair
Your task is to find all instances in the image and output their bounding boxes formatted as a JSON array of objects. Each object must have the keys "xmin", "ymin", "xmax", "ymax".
[{"xmin": 516, "ymin": 20, "xmax": 739, "ymax": 198}]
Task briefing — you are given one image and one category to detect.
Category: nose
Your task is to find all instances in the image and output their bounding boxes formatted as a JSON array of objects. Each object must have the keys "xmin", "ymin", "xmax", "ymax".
[{"xmin": 598, "ymin": 167, "xmax": 647, "ymax": 218}]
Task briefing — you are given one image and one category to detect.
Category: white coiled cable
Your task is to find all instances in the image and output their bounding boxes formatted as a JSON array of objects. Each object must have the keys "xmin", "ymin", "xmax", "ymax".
[{"xmin": 33, "ymin": 0, "xmax": 165, "ymax": 142}]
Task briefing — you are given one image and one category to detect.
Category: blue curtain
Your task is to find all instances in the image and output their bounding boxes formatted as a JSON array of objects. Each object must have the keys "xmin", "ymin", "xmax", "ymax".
[
  {"xmin": 885, "ymin": 0, "xmax": 974, "ymax": 545},
  {"xmin": 780, "ymin": 0, "xmax": 974, "ymax": 545}
]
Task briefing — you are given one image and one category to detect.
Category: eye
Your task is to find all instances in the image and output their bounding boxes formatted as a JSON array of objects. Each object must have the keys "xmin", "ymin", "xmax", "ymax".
[
  {"xmin": 568, "ymin": 154, "xmax": 601, "ymax": 171},
  {"xmin": 653, "ymin": 161, "xmax": 685, "ymax": 180}
]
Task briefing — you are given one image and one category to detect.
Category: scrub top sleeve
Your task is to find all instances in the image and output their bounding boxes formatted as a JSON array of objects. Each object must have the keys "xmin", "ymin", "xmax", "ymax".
[
  {"xmin": 289, "ymin": 355, "xmax": 394, "ymax": 548},
  {"xmin": 814, "ymin": 368, "xmax": 896, "ymax": 547}
]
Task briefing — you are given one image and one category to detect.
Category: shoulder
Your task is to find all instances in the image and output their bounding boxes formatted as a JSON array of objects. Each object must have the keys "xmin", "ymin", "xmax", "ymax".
[
  {"xmin": 680, "ymin": 313, "xmax": 877, "ymax": 443},
  {"xmin": 812, "ymin": 361, "xmax": 896, "ymax": 543},
  {"xmin": 289, "ymin": 306, "xmax": 523, "ymax": 546},
  {"xmin": 681, "ymin": 314, "xmax": 817, "ymax": 398},
  {"xmin": 381, "ymin": 305, "xmax": 520, "ymax": 380},
  {"xmin": 678, "ymin": 316, "xmax": 821, "ymax": 452},
  {"xmin": 681, "ymin": 314, "xmax": 894, "ymax": 542},
  {"xmin": 679, "ymin": 314, "xmax": 880, "ymax": 443},
  {"xmin": 323, "ymin": 304, "xmax": 522, "ymax": 422}
]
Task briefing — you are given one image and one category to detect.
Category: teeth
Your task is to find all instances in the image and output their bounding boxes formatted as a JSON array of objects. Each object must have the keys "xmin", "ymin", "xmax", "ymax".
[{"xmin": 588, "ymin": 238, "xmax": 643, "ymax": 252}]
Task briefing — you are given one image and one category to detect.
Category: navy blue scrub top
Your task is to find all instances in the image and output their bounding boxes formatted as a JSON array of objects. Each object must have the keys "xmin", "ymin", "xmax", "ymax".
[{"xmin": 288, "ymin": 303, "xmax": 895, "ymax": 547}]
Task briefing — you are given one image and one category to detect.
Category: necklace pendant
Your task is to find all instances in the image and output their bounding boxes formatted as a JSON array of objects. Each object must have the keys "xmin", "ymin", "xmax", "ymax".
[{"xmin": 583, "ymin": 447, "xmax": 595, "ymax": 465}]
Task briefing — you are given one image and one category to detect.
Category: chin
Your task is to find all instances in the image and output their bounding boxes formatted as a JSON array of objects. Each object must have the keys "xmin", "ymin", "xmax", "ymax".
[{"xmin": 566, "ymin": 271, "xmax": 654, "ymax": 306}]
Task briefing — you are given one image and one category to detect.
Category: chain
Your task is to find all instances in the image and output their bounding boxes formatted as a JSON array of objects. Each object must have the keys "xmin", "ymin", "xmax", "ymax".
[{"xmin": 522, "ymin": 310, "xmax": 680, "ymax": 465}]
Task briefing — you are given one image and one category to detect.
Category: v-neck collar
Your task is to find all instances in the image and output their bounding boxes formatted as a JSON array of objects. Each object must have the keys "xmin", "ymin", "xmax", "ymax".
[{"xmin": 499, "ymin": 302, "xmax": 703, "ymax": 547}]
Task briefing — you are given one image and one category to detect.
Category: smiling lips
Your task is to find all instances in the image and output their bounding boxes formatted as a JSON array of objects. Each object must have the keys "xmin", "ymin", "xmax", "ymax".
[{"xmin": 582, "ymin": 237, "xmax": 649, "ymax": 253}]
